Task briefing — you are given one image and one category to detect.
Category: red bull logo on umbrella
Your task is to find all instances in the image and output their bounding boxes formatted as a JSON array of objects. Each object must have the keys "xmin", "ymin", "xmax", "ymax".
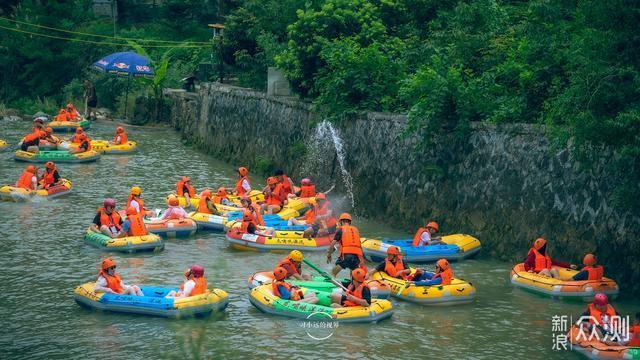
[
  {"xmin": 135, "ymin": 65, "xmax": 151, "ymax": 72},
  {"xmin": 113, "ymin": 62, "xmax": 130, "ymax": 69}
]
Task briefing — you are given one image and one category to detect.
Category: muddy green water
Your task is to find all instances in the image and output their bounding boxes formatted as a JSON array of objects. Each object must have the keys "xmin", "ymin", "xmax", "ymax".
[{"xmin": 0, "ymin": 119, "xmax": 637, "ymax": 359}]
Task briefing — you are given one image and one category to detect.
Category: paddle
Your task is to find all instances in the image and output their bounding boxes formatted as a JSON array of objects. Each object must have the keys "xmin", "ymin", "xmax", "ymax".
[{"xmin": 302, "ymin": 259, "xmax": 348, "ymax": 292}]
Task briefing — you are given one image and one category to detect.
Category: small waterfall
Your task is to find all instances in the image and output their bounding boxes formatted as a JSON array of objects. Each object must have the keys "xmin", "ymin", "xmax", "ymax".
[{"xmin": 304, "ymin": 120, "xmax": 355, "ymax": 208}]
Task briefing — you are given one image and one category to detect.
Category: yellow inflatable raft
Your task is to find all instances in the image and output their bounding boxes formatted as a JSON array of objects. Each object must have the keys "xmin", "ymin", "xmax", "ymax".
[
  {"xmin": 61, "ymin": 140, "xmax": 138, "ymax": 154},
  {"xmin": 84, "ymin": 230, "xmax": 164, "ymax": 253},
  {"xmin": 510, "ymin": 263, "xmax": 619, "ymax": 299},
  {"xmin": 0, "ymin": 179, "xmax": 72, "ymax": 202},
  {"xmin": 226, "ymin": 227, "xmax": 333, "ymax": 252},
  {"xmin": 0, "ymin": 139, "xmax": 8, "ymax": 150},
  {"xmin": 370, "ymin": 268, "xmax": 477, "ymax": 305}
]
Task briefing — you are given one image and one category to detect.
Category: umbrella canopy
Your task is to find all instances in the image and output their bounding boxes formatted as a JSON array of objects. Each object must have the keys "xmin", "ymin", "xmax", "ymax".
[{"xmin": 92, "ymin": 51, "xmax": 154, "ymax": 78}]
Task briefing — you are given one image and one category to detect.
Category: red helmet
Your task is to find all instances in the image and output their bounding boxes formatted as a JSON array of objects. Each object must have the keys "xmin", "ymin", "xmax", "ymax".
[
  {"xmin": 273, "ymin": 266, "xmax": 287, "ymax": 280},
  {"xmin": 301, "ymin": 178, "xmax": 312, "ymax": 185},
  {"xmin": 387, "ymin": 246, "xmax": 400, "ymax": 256},
  {"xmin": 116, "ymin": 126, "xmax": 124, "ymax": 133},
  {"xmin": 351, "ymin": 268, "xmax": 366, "ymax": 282},
  {"xmin": 103, "ymin": 198, "xmax": 116, "ymax": 208},
  {"xmin": 45, "ymin": 161, "xmax": 55, "ymax": 170},
  {"xmin": 583, "ymin": 253, "xmax": 596, "ymax": 266},
  {"xmin": 190, "ymin": 265, "xmax": 205, "ymax": 277},
  {"xmin": 594, "ymin": 293, "xmax": 608, "ymax": 306},
  {"xmin": 216, "ymin": 187, "xmax": 227, "ymax": 197},
  {"xmin": 101, "ymin": 258, "xmax": 117, "ymax": 270},
  {"xmin": 436, "ymin": 258, "xmax": 450, "ymax": 271},
  {"xmin": 75, "ymin": 127, "xmax": 83, "ymax": 134},
  {"xmin": 238, "ymin": 167, "xmax": 249, "ymax": 177},
  {"xmin": 242, "ymin": 210, "xmax": 254, "ymax": 222},
  {"xmin": 426, "ymin": 221, "xmax": 439, "ymax": 231},
  {"xmin": 267, "ymin": 177, "xmax": 277, "ymax": 186},
  {"xmin": 534, "ymin": 238, "xmax": 547, "ymax": 250},
  {"xmin": 125, "ymin": 206, "xmax": 137, "ymax": 216}
]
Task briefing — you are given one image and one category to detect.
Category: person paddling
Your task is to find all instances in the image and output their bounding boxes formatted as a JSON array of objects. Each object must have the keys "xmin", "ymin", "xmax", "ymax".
[{"xmin": 276, "ymin": 250, "xmax": 311, "ymax": 280}]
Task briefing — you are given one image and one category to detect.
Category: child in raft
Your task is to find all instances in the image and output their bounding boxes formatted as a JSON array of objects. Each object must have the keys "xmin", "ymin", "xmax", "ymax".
[
  {"xmin": 159, "ymin": 196, "xmax": 188, "ymax": 220},
  {"xmin": 272, "ymin": 266, "xmax": 318, "ymax": 304},
  {"xmin": 240, "ymin": 210, "xmax": 275, "ymax": 237},
  {"xmin": 166, "ymin": 265, "xmax": 208, "ymax": 298},
  {"xmin": 94, "ymin": 258, "xmax": 143, "ymax": 296}
]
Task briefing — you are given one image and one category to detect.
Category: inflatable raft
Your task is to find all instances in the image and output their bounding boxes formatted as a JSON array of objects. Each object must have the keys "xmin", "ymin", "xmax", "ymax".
[
  {"xmin": 189, "ymin": 212, "xmax": 228, "ymax": 231},
  {"xmin": 361, "ymin": 234, "xmax": 481, "ymax": 263},
  {"xmin": 60, "ymin": 140, "xmax": 138, "ymax": 154},
  {"xmin": 84, "ymin": 230, "xmax": 164, "ymax": 253},
  {"xmin": 568, "ymin": 325, "xmax": 640, "ymax": 359},
  {"xmin": 248, "ymin": 271, "xmax": 391, "ymax": 299},
  {"xmin": 227, "ymin": 197, "xmax": 310, "ymax": 221},
  {"xmin": 224, "ymin": 218, "xmax": 308, "ymax": 232},
  {"xmin": 226, "ymin": 227, "xmax": 332, "ymax": 252},
  {"xmin": 0, "ymin": 139, "xmax": 7, "ymax": 150},
  {"xmin": 249, "ymin": 284, "xmax": 394, "ymax": 323},
  {"xmin": 0, "ymin": 179, "xmax": 72, "ymax": 202},
  {"xmin": 370, "ymin": 268, "xmax": 477, "ymax": 305},
  {"xmin": 510, "ymin": 263, "xmax": 619, "ymax": 299},
  {"xmin": 14, "ymin": 150, "xmax": 100, "ymax": 163},
  {"xmin": 47, "ymin": 118, "xmax": 90, "ymax": 132},
  {"xmin": 170, "ymin": 189, "xmax": 265, "ymax": 208},
  {"xmin": 74, "ymin": 282, "xmax": 229, "ymax": 318},
  {"xmin": 146, "ymin": 218, "xmax": 197, "ymax": 238}
]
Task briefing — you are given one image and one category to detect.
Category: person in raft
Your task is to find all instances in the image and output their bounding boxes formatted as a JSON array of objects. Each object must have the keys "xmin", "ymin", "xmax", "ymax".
[
  {"xmin": 233, "ymin": 167, "xmax": 251, "ymax": 196},
  {"xmin": 110, "ymin": 126, "xmax": 128, "ymax": 145},
  {"xmin": 330, "ymin": 268, "xmax": 371, "ymax": 308},
  {"xmin": 524, "ymin": 237, "xmax": 575, "ymax": 279},
  {"xmin": 196, "ymin": 190, "xmax": 222, "ymax": 215},
  {"xmin": 95, "ymin": 258, "xmax": 143, "ymax": 296},
  {"xmin": 176, "ymin": 176, "xmax": 196, "ymax": 205},
  {"xmin": 54, "ymin": 108, "xmax": 71, "ymax": 122},
  {"xmin": 327, "ymin": 213, "xmax": 366, "ymax": 277},
  {"xmin": 261, "ymin": 176, "xmax": 286, "ymax": 215},
  {"xmin": 121, "ymin": 206, "xmax": 150, "ymax": 237},
  {"xmin": 43, "ymin": 127, "xmax": 61, "ymax": 145},
  {"xmin": 90, "ymin": 198, "xmax": 123, "ymax": 238},
  {"xmin": 628, "ymin": 312, "xmax": 640, "ymax": 346},
  {"xmin": 240, "ymin": 196, "xmax": 264, "ymax": 226},
  {"xmin": 287, "ymin": 177, "xmax": 316, "ymax": 200},
  {"xmin": 240, "ymin": 210, "xmax": 275, "ymax": 237},
  {"xmin": 70, "ymin": 127, "xmax": 84, "ymax": 143},
  {"xmin": 413, "ymin": 221, "xmax": 444, "ymax": 246},
  {"xmin": 68, "ymin": 133, "xmax": 92, "ymax": 154},
  {"xmin": 576, "ymin": 293, "xmax": 622, "ymax": 343},
  {"xmin": 571, "ymin": 253, "xmax": 604, "ymax": 281},
  {"xmin": 166, "ymin": 265, "xmax": 208, "ymax": 298},
  {"xmin": 40, "ymin": 161, "xmax": 61, "ymax": 189},
  {"xmin": 212, "ymin": 187, "xmax": 233, "ymax": 206},
  {"xmin": 277, "ymin": 250, "xmax": 312, "ymax": 281},
  {"xmin": 160, "ymin": 196, "xmax": 188, "ymax": 220},
  {"xmin": 65, "ymin": 103, "xmax": 82, "ymax": 120},
  {"xmin": 20, "ymin": 125, "xmax": 47, "ymax": 152},
  {"xmin": 15, "ymin": 165, "xmax": 38, "ymax": 190},
  {"xmin": 288, "ymin": 193, "xmax": 337, "ymax": 238},
  {"xmin": 368, "ymin": 246, "xmax": 425, "ymax": 281},
  {"xmin": 126, "ymin": 186, "xmax": 149, "ymax": 215},
  {"xmin": 275, "ymin": 169, "xmax": 294, "ymax": 198},
  {"xmin": 272, "ymin": 266, "xmax": 319, "ymax": 304}
]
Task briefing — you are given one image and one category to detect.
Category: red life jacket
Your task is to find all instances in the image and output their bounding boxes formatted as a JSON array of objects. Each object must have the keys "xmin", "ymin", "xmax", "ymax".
[
  {"xmin": 176, "ymin": 180, "xmax": 196, "ymax": 197},
  {"xmin": 272, "ymin": 280, "xmax": 301, "ymax": 300},
  {"xmin": 343, "ymin": 282, "xmax": 369, "ymax": 307},
  {"xmin": 16, "ymin": 170, "xmax": 36, "ymax": 190},
  {"xmin": 581, "ymin": 265, "xmax": 604, "ymax": 281},
  {"xmin": 339, "ymin": 225, "xmax": 363, "ymax": 257},
  {"xmin": 412, "ymin": 227, "xmax": 428, "ymax": 246},
  {"xmin": 384, "ymin": 256, "xmax": 410, "ymax": 280},
  {"xmin": 98, "ymin": 208, "xmax": 122, "ymax": 231},
  {"xmin": 127, "ymin": 195, "xmax": 145, "ymax": 212},
  {"xmin": 299, "ymin": 184, "xmax": 316, "ymax": 198},
  {"xmin": 528, "ymin": 248, "xmax": 552, "ymax": 272},
  {"xmin": 43, "ymin": 169, "xmax": 57, "ymax": 188},
  {"xmin": 99, "ymin": 271, "xmax": 123, "ymax": 293},
  {"xmin": 235, "ymin": 176, "xmax": 249, "ymax": 195},
  {"xmin": 126, "ymin": 212, "xmax": 148, "ymax": 236},
  {"xmin": 587, "ymin": 303, "xmax": 617, "ymax": 326},
  {"xmin": 277, "ymin": 257, "xmax": 300, "ymax": 277},
  {"xmin": 432, "ymin": 267, "xmax": 453, "ymax": 285},
  {"xmin": 629, "ymin": 324, "xmax": 640, "ymax": 346}
]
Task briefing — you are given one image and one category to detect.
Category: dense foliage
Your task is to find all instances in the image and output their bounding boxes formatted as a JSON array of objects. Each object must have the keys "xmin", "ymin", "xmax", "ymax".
[{"xmin": 1, "ymin": 0, "xmax": 638, "ymax": 209}]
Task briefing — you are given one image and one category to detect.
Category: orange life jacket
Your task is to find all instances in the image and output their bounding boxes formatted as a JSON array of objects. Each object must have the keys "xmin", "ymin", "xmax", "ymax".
[
  {"xmin": 343, "ymin": 282, "xmax": 369, "ymax": 307},
  {"xmin": 197, "ymin": 194, "xmax": 213, "ymax": 214},
  {"xmin": 384, "ymin": 256, "xmax": 410, "ymax": 280},
  {"xmin": 43, "ymin": 169, "xmax": 57, "ymax": 188},
  {"xmin": 78, "ymin": 139, "xmax": 92, "ymax": 152},
  {"xmin": 99, "ymin": 271, "xmax": 123, "ymax": 293},
  {"xmin": 266, "ymin": 184, "xmax": 285, "ymax": 206},
  {"xmin": 240, "ymin": 219, "xmax": 257, "ymax": 233},
  {"xmin": 126, "ymin": 212, "xmax": 148, "ymax": 236},
  {"xmin": 528, "ymin": 248, "xmax": 552, "ymax": 272},
  {"xmin": 316, "ymin": 201, "xmax": 336, "ymax": 227},
  {"xmin": 127, "ymin": 195, "xmax": 145, "ymax": 212},
  {"xmin": 581, "ymin": 265, "xmax": 604, "ymax": 281},
  {"xmin": 71, "ymin": 133, "xmax": 84, "ymax": 144},
  {"xmin": 272, "ymin": 280, "xmax": 301, "ymax": 300},
  {"xmin": 629, "ymin": 325, "xmax": 640, "ymax": 346},
  {"xmin": 250, "ymin": 204, "xmax": 265, "ymax": 226},
  {"xmin": 432, "ymin": 267, "xmax": 453, "ymax": 285},
  {"xmin": 235, "ymin": 176, "xmax": 249, "ymax": 195},
  {"xmin": 190, "ymin": 277, "xmax": 208, "ymax": 296},
  {"xmin": 54, "ymin": 110, "xmax": 71, "ymax": 122},
  {"xmin": 176, "ymin": 180, "xmax": 196, "ymax": 197},
  {"xmin": 212, "ymin": 195, "xmax": 229, "ymax": 204},
  {"xmin": 299, "ymin": 184, "xmax": 316, "ymax": 198},
  {"xmin": 587, "ymin": 303, "xmax": 617, "ymax": 326},
  {"xmin": 16, "ymin": 170, "xmax": 36, "ymax": 190},
  {"xmin": 281, "ymin": 175, "xmax": 293, "ymax": 195},
  {"xmin": 277, "ymin": 257, "xmax": 300, "ymax": 277},
  {"xmin": 98, "ymin": 208, "xmax": 122, "ymax": 231},
  {"xmin": 113, "ymin": 132, "xmax": 128, "ymax": 144},
  {"xmin": 339, "ymin": 225, "xmax": 363, "ymax": 257},
  {"xmin": 23, "ymin": 130, "xmax": 46, "ymax": 143},
  {"xmin": 412, "ymin": 227, "xmax": 428, "ymax": 246}
]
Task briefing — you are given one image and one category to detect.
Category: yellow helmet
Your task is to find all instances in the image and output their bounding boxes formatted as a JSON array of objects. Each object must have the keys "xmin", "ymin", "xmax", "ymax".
[
  {"xmin": 289, "ymin": 250, "xmax": 303, "ymax": 262},
  {"xmin": 130, "ymin": 186, "xmax": 142, "ymax": 196}
]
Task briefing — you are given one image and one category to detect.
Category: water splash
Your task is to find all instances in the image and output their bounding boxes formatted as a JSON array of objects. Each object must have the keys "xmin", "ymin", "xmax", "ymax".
[{"xmin": 304, "ymin": 120, "xmax": 355, "ymax": 208}]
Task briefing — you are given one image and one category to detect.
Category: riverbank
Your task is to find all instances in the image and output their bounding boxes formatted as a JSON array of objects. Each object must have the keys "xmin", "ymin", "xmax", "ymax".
[{"xmin": 165, "ymin": 83, "xmax": 640, "ymax": 296}]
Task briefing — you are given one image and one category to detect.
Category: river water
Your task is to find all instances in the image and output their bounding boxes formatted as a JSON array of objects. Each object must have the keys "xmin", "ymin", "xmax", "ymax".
[{"xmin": 1, "ymin": 118, "xmax": 636, "ymax": 359}]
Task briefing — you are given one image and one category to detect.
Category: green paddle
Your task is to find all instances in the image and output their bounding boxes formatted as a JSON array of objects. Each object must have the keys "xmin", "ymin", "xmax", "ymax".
[{"xmin": 303, "ymin": 259, "xmax": 348, "ymax": 291}]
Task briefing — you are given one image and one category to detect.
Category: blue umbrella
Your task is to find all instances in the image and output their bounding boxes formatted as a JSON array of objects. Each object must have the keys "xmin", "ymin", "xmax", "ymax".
[{"xmin": 92, "ymin": 51, "xmax": 155, "ymax": 118}]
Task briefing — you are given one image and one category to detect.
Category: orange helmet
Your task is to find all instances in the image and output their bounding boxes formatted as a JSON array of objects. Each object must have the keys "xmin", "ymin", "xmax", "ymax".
[
  {"xmin": 387, "ymin": 246, "xmax": 401, "ymax": 256},
  {"xmin": 534, "ymin": 237, "xmax": 547, "ymax": 250},
  {"xmin": 45, "ymin": 161, "xmax": 55, "ymax": 170},
  {"xmin": 201, "ymin": 190, "xmax": 212, "ymax": 198},
  {"xmin": 45, "ymin": 127, "xmax": 53, "ymax": 133},
  {"xmin": 26, "ymin": 165, "xmax": 36, "ymax": 174},
  {"xmin": 583, "ymin": 253, "xmax": 596, "ymax": 266},
  {"xmin": 238, "ymin": 167, "xmax": 249, "ymax": 177},
  {"xmin": 316, "ymin": 192, "xmax": 326, "ymax": 200},
  {"xmin": 125, "ymin": 206, "xmax": 137, "ymax": 215},
  {"xmin": 273, "ymin": 266, "xmax": 287, "ymax": 280},
  {"xmin": 75, "ymin": 127, "xmax": 83, "ymax": 134},
  {"xmin": 101, "ymin": 258, "xmax": 117, "ymax": 270},
  {"xmin": 267, "ymin": 176, "xmax": 277, "ymax": 186},
  {"xmin": 339, "ymin": 213, "xmax": 352, "ymax": 222},
  {"xmin": 116, "ymin": 126, "xmax": 124, "ymax": 133},
  {"xmin": 426, "ymin": 221, "xmax": 439, "ymax": 231},
  {"xmin": 242, "ymin": 210, "xmax": 254, "ymax": 222},
  {"xmin": 216, "ymin": 187, "xmax": 227, "ymax": 197},
  {"xmin": 436, "ymin": 258, "xmax": 449, "ymax": 271},
  {"xmin": 351, "ymin": 268, "xmax": 366, "ymax": 282},
  {"xmin": 181, "ymin": 176, "xmax": 190, "ymax": 182},
  {"xmin": 167, "ymin": 196, "xmax": 179, "ymax": 206}
]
